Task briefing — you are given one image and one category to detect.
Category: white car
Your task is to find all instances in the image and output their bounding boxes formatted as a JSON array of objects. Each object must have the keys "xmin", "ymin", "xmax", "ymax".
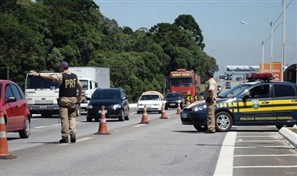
[{"xmin": 137, "ymin": 91, "xmax": 164, "ymax": 114}]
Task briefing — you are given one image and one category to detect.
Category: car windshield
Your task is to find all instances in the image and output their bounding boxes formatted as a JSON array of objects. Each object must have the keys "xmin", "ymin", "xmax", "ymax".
[
  {"xmin": 140, "ymin": 94, "xmax": 160, "ymax": 100},
  {"xmin": 166, "ymin": 93, "xmax": 180, "ymax": 98},
  {"xmin": 92, "ymin": 90, "xmax": 120, "ymax": 99},
  {"xmin": 218, "ymin": 84, "xmax": 252, "ymax": 98}
]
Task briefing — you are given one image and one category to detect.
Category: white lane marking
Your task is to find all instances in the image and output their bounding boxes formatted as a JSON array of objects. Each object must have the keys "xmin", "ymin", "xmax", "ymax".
[
  {"xmin": 213, "ymin": 131, "xmax": 237, "ymax": 176},
  {"xmin": 34, "ymin": 126, "xmax": 51, "ymax": 129},
  {"xmin": 133, "ymin": 124, "xmax": 146, "ymax": 128},
  {"xmin": 235, "ymin": 154, "xmax": 297, "ymax": 157},
  {"xmin": 34, "ymin": 124, "xmax": 60, "ymax": 129},
  {"xmin": 58, "ymin": 137, "xmax": 92, "ymax": 145},
  {"xmin": 236, "ymin": 140, "xmax": 283, "ymax": 142},
  {"xmin": 235, "ymin": 146, "xmax": 294, "ymax": 149},
  {"xmin": 77, "ymin": 137, "xmax": 92, "ymax": 142},
  {"xmin": 237, "ymin": 136, "xmax": 279, "ymax": 138},
  {"xmin": 234, "ymin": 165, "xmax": 297, "ymax": 169}
]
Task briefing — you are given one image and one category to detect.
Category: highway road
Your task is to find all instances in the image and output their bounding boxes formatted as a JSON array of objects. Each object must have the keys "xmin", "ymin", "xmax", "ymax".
[{"xmin": 1, "ymin": 108, "xmax": 297, "ymax": 176}]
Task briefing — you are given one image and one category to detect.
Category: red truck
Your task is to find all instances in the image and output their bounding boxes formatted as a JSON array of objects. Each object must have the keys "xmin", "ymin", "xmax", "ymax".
[{"xmin": 168, "ymin": 69, "xmax": 201, "ymax": 103}]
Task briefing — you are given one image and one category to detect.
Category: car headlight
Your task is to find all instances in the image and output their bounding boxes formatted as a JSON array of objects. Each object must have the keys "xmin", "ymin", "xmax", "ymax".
[
  {"xmin": 87, "ymin": 104, "xmax": 93, "ymax": 109},
  {"xmin": 112, "ymin": 104, "xmax": 121, "ymax": 110},
  {"xmin": 177, "ymin": 100, "xmax": 181, "ymax": 103},
  {"xmin": 193, "ymin": 104, "xmax": 206, "ymax": 111}
]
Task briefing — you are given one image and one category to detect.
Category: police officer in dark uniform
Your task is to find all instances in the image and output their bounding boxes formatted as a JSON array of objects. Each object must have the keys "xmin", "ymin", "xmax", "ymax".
[{"xmin": 31, "ymin": 61, "xmax": 82, "ymax": 143}]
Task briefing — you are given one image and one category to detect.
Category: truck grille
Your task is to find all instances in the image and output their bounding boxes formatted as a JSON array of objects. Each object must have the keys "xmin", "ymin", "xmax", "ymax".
[{"xmin": 35, "ymin": 100, "xmax": 55, "ymax": 104}]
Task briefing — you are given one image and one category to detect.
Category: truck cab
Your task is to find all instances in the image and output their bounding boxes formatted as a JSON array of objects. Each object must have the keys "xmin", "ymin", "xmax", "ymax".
[
  {"xmin": 25, "ymin": 72, "xmax": 60, "ymax": 117},
  {"xmin": 79, "ymin": 78, "xmax": 98, "ymax": 112}
]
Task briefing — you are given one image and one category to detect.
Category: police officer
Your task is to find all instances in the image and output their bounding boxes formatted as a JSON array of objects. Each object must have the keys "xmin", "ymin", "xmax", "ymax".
[
  {"xmin": 203, "ymin": 69, "xmax": 217, "ymax": 133},
  {"xmin": 31, "ymin": 61, "xmax": 82, "ymax": 143}
]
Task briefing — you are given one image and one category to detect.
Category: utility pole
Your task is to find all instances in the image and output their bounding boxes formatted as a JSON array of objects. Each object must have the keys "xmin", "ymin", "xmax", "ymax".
[
  {"xmin": 281, "ymin": 0, "xmax": 286, "ymax": 81},
  {"xmin": 269, "ymin": 21, "xmax": 273, "ymax": 73}
]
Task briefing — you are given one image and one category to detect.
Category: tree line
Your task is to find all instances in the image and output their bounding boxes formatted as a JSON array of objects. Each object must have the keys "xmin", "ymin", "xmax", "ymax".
[{"xmin": 0, "ymin": 0, "xmax": 218, "ymax": 102}]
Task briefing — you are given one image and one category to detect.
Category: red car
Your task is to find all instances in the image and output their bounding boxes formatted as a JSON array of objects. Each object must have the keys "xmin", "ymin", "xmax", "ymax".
[{"xmin": 0, "ymin": 79, "xmax": 31, "ymax": 138}]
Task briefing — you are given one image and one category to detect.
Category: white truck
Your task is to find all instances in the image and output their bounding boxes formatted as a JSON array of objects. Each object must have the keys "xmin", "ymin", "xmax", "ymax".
[
  {"xmin": 68, "ymin": 67, "xmax": 110, "ymax": 112},
  {"xmin": 25, "ymin": 67, "xmax": 110, "ymax": 117},
  {"xmin": 25, "ymin": 72, "xmax": 60, "ymax": 117}
]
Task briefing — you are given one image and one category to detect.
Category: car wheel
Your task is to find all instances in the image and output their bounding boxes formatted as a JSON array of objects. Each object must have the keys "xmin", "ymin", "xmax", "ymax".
[
  {"xmin": 119, "ymin": 110, "xmax": 125, "ymax": 121},
  {"xmin": 215, "ymin": 111, "xmax": 233, "ymax": 132},
  {"xmin": 19, "ymin": 117, "xmax": 30, "ymax": 138},
  {"xmin": 194, "ymin": 124, "xmax": 207, "ymax": 132},
  {"xmin": 124, "ymin": 110, "xmax": 129, "ymax": 120}
]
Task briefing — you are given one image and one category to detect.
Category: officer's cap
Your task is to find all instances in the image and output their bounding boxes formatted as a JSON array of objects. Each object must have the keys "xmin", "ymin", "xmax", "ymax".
[
  {"xmin": 58, "ymin": 61, "xmax": 69, "ymax": 69},
  {"xmin": 205, "ymin": 69, "xmax": 214, "ymax": 77}
]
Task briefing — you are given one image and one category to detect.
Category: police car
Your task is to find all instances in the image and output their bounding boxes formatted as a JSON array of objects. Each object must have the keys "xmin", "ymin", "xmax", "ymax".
[{"xmin": 180, "ymin": 73, "xmax": 297, "ymax": 132}]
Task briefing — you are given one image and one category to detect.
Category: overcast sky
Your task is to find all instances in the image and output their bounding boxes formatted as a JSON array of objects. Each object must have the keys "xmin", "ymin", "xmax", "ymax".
[{"xmin": 95, "ymin": 0, "xmax": 297, "ymax": 74}]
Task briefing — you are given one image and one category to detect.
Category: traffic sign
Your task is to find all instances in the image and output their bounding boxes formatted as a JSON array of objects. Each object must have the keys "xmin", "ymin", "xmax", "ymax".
[
  {"xmin": 186, "ymin": 95, "xmax": 191, "ymax": 101},
  {"xmin": 194, "ymin": 95, "xmax": 198, "ymax": 101}
]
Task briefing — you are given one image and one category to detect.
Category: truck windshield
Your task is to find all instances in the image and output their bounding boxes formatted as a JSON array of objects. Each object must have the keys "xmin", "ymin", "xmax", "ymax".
[
  {"xmin": 170, "ymin": 78, "xmax": 192, "ymax": 86},
  {"xmin": 80, "ymin": 80, "xmax": 88, "ymax": 90},
  {"xmin": 26, "ymin": 75, "xmax": 59, "ymax": 89}
]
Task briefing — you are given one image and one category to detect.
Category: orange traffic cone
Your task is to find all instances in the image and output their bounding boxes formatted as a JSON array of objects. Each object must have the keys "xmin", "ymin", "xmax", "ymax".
[
  {"xmin": 160, "ymin": 102, "xmax": 168, "ymax": 119},
  {"xmin": 0, "ymin": 113, "xmax": 16, "ymax": 159},
  {"xmin": 139, "ymin": 105, "xmax": 149, "ymax": 124},
  {"xmin": 176, "ymin": 103, "xmax": 181, "ymax": 114},
  {"xmin": 95, "ymin": 106, "xmax": 110, "ymax": 135}
]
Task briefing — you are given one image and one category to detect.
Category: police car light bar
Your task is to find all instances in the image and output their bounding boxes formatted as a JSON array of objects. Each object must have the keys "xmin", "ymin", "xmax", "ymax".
[{"xmin": 246, "ymin": 73, "xmax": 274, "ymax": 82}]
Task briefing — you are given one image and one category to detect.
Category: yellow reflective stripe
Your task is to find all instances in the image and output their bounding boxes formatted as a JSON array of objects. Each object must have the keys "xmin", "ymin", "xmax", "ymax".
[
  {"xmin": 269, "ymin": 99, "xmax": 294, "ymax": 105},
  {"xmin": 239, "ymin": 107, "xmax": 273, "ymax": 112},
  {"xmin": 218, "ymin": 98, "xmax": 297, "ymax": 114},
  {"xmin": 274, "ymin": 106, "xmax": 297, "ymax": 111}
]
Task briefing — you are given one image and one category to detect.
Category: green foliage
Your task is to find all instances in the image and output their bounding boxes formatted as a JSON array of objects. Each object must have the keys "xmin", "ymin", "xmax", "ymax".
[{"xmin": 0, "ymin": 0, "xmax": 218, "ymax": 101}]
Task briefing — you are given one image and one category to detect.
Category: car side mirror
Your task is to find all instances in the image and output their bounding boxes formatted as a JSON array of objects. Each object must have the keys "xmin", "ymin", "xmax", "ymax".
[{"xmin": 5, "ymin": 96, "xmax": 16, "ymax": 103}]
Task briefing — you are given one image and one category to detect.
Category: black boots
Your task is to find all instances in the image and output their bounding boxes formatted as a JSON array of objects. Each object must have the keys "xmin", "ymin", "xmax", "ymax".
[
  {"xmin": 70, "ymin": 134, "xmax": 76, "ymax": 143},
  {"xmin": 59, "ymin": 137, "xmax": 69, "ymax": 143},
  {"xmin": 59, "ymin": 134, "xmax": 76, "ymax": 143}
]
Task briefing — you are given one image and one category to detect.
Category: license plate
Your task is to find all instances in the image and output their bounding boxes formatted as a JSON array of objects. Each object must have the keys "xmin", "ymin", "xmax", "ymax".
[
  {"xmin": 170, "ymin": 103, "xmax": 176, "ymax": 106},
  {"xmin": 39, "ymin": 105, "xmax": 48, "ymax": 109}
]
